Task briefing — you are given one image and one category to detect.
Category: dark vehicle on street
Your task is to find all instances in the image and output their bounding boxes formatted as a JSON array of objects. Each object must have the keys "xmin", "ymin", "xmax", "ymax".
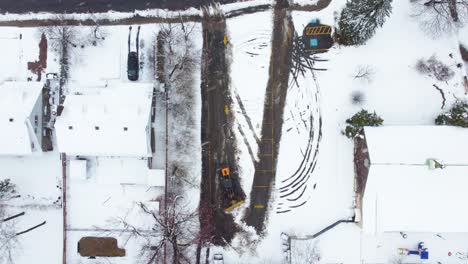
[
  {"xmin": 127, "ymin": 51, "xmax": 139, "ymax": 81},
  {"xmin": 127, "ymin": 26, "xmax": 140, "ymax": 81}
]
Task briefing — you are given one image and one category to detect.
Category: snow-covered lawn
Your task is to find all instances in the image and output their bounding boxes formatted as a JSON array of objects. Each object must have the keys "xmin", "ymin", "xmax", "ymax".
[
  {"xmin": 227, "ymin": 10, "xmax": 272, "ymax": 216},
  {"xmin": 280, "ymin": 0, "xmax": 467, "ymax": 263},
  {"xmin": 66, "ymin": 230, "xmax": 149, "ymax": 264},
  {"xmin": 68, "ymin": 24, "xmax": 159, "ymax": 83},
  {"xmin": 66, "ymin": 157, "xmax": 163, "ymax": 229},
  {"xmin": 0, "ymin": 153, "xmax": 63, "ymax": 264}
]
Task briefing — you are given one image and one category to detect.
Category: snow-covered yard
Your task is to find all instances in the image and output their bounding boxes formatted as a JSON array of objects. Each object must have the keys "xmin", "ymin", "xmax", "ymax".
[
  {"xmin": 0, "ymin": 26, "xmax": 63, "ymax": 264},
  {"xmin": 222, "ymin": 0, "xmax": 468, "ymax": 263},
  {"xmin": 0, "ymin": 153, "xmax": 63, "ymax": 264},
  {"xmin": 1, "ymin": 0, "xmax": 468, "ymax": 262}
]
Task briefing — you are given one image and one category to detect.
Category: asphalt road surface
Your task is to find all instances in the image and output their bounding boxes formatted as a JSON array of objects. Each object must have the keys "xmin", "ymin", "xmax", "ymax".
[
  {"xmin": 243, "ymin": 0, "xmax": 295, "ymax": 233},
  {"xmin": 200, "ymin": 12, "xmax": 244, "ymax": 245},
  {"xmin": 0, "ymin": 0, "xmax": 241, "ymax": 13}
]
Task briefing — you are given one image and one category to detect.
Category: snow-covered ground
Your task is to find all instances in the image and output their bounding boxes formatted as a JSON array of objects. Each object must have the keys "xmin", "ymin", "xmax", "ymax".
[
  {"xmin": 228, "ymin": 10, "xmax": 272, "ymax": 215},
  {"xmin": 0, "ymin": 23, "xmax": 168, "ymax": 264},
  {"xmin": 67, "ymin": 24, "xmax": 159, "ymax": 83},
  {"xmin": 1, "ymin": 0, "xmax": 468, "ymax": 262},
  {"xmin": 0, "ymin": 153, "xmax": 63, "ymax": 264},
  {"xmin": 224, "ymin": 0, "xmax": 468, "ymax": 263}
]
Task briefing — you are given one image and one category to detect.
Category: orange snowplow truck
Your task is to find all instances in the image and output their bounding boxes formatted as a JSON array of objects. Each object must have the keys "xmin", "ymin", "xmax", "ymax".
[
  {"xmin": 221, "ymin": 167, "xmax": 230, "ymax": 177},
  {"xmin": 219, "ymin": 166, "xmax": 244, "ymax": 212}
]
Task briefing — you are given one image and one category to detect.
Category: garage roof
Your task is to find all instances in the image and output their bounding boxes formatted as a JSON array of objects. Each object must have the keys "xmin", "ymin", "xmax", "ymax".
[{"xmin": 362, "ymin": 126, "xmax": 468, "ymax": 234}]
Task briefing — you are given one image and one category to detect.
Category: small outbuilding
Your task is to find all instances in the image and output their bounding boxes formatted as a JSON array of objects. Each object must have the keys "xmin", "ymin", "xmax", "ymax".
[
  {"xmin": 358, "ymin": 126, "xmax": 468, "ymax": 235},
  {"xmin": 302, "ymin": 19, "xmax": 333, "ymax": 53},
  {"xmin": 78, "ymin": 237, "xmax": 125, "ymax": 257}
]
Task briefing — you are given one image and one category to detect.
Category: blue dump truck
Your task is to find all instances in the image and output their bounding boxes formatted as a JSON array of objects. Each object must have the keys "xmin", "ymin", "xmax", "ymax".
[{"xmin": 302, "ymin": 19, "xmax": 333, "ymax": 53}]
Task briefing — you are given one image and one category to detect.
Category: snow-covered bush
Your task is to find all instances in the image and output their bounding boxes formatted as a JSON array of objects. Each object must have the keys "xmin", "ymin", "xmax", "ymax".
[
  {"xmin": 337, "ymin": 0, "xmax": 393, "ymax": 45},
  {"xmin": 435, "ymin": 101, "xmax": 468, "ymax": 127},
  {"xmin": 345, "ymin": 110, "xmax": 384, "ymax": 138},
  {"xmin": 416, "ymin": 55, "xmax": 454, "ymax": 81},
  {"xmin": 351, "ymin": 91, "xmax": 365, "ymax": 105}
]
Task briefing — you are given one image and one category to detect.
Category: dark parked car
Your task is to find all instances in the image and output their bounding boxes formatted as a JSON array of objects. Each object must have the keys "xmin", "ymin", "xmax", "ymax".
[{"xmin": 127, "ymin": 51, "xmax": 139, "ymax": 81}]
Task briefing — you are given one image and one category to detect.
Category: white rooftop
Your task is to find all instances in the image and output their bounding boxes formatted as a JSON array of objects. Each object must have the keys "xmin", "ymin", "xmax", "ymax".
[
  {"xmin": 362, "ymin": 126, "xmax": 468, "ymax": 234},
  {"xmin": 0, "ymin": 81, "xmax": 43, "ymax": 155},
  {"xmin": 55, "ymin": 83, "xmax": 153, "ymax": 157},
  {"xmin": 364, "ymin": 125, "xmax": 468, "ymax": 165}
]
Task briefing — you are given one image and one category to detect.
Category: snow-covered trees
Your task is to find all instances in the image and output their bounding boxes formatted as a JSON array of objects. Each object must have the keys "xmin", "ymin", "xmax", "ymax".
[
  {"xmin": 0, "ymin": 179, "xmax": 16, "ymax": 201},
  {"xmin": 345, "ymin": 110, "xmax": 384, "ymax": 138},
  {"xmin": 416, "ymin": 55, "xmax": 455, "ymax": 82},
  {"xmin": 115, "ymin": 197, "xmax": 199, "ymax": 264},
  {"xmin": 290, "ymin": 240, "xmax": 321, "ymax": 264},
  {"xmin": 337, "ymin": 0, "xmax": 393, "ymax": 45},
  {"xmin": 40, "ymin": 21, "xmax": 107, "ymax": 95},
  {"xmin": 435, "ymin": 101, "xmax": 468, "ymax": 127},
  {"xmin": 140, "ymin": 200, "xmax": 198, "ymax": 264},
  {"xmin": 0, "ymin": 179, "xmax": 18, "ymax": 264},
  {"xmin": 412, "ymin": 0, "xmax": 468, "ymax": 36},
  {"xmin": 159, "ymin": 21, "xmax": 200, "ymax": 195}
]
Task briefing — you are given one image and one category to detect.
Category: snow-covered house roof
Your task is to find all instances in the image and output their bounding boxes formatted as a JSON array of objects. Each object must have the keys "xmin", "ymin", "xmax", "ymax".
[
  {"xmin": 362, "ymin": 126, "xmax": 468, "ymax": 235},
  {"xmin": 0, "ymin": 81, "xmax": 43, "ymax": 155},
  {"xmin": 55, "ymin": 83, "xmax": 153, "ymax": 157}
]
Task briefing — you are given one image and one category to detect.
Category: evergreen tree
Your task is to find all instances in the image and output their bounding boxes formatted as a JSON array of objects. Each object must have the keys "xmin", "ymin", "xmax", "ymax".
[
  {"xmin": 345, "ymin": 109, "xmax": 384, "ymax": 138},
  {"xmin": 435, "ymin": 101, "xmax": 468, "ymax": 127},
  {"xmin": 338, "ymin": 0, "xmax": 393, "ymax": 45}
]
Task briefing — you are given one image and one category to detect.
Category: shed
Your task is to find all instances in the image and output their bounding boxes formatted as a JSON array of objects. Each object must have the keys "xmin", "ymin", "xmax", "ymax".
[
  {"xmin": 302, "ymin": 19, "xmax": 333, "ymax": 53},
  {"xmin": 360, "ymin": 126, "xmax": 468, "ymax": 235},
  {"xmin": 78, "ymin": 237, "xmax": 125, "ymax": 257}
]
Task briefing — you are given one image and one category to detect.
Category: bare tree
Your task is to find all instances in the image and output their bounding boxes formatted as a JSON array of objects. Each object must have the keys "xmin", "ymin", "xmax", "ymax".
[
  {"xmin": 39, "ymin": 19, "xmax": 107, "ymax": 98},
  {"xmin": 158, "ymin": 21, "xmax": 200, "ymax": 196},
  {"xmin": 411, "ymin": 0, "xmax": 468, "ymax": 36},
  {"xmin": 290, "ymin": 240, "xmax": 321, "ymax": 264},
  {"xmin": 0, "ymin": 180, "xmax": 19, "ymax": 264},
  {"xmin": 353, "ymin": 65, "xmax": 375, "ymax": 83},
  {"xmin": 159, "ymin": 21, "xmax": 198, "ymax": 85},
  {"xmin": 115, "ymin": 197, "xmax": 199, "ymax": 264},
  {"xmin": 0, "ymin": 207, "xmax": 20, "ymax": 264}
]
